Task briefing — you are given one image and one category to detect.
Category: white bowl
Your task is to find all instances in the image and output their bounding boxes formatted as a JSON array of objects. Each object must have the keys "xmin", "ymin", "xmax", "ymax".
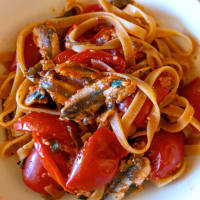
[{"xmin": 0, "ymin": 0, "xmax": 200, "ymax": 200}]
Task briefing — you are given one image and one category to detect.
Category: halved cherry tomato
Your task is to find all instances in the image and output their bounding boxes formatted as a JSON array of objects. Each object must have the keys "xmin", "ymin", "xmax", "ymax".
[
  {"xmin": 13, "ymin": 112, "xmax": 78, "ymax": 147},
  {"xmin": 119, "ymin": 73, "xmax": 172, "ymax": 128},
  {"xmin": 23, "ymin": 148, "xmax": 61, "ymax": 194},
  {"xmin": 83, "ymin": 4, "xmax": 103, "ymax": 13},
  {"xmin": 90, "ymin": 27, "xmax": 116, "ymax": 45},
  {"xmin": 24, "ymin": 33, "xmax": 42, "ymax": 68},
  {"xmin": 109, "ymin": 48, "xmax": 124, "ymax": 58},
  {"xmin": 66, "ymin": 127, "xmax": 127, "ymax": 193},
  {"xmin": 120, "ymin": 96, "xmax": 154, "ymax": 128},
  {"xmin": 179, "ymin": 77, "xmax": 200, "ymax": 133},
  {"xmin": 145, "ymin": 131, "xmax": 184, "ymax": 181},
  {"xmin": 14, "ymin": 112, "xmax": 79, "ymax": 191},
  {"xmin": 33, "ymin": 132, "xmax": 75, "ymax": 191},
  {"xmin": 53, "ymin": 49, "xmax": 77, "ymax": 64},
  {"xmin": 90, "ymin": 27, "xmax": 124, "ymax": 58},
  {"xmin": 8, "ymin": 34, "xmax": 41, "ymax": 71},
  {"xmin": 65, "ymin": 24, "xmax": 87, "ymax": 44},
  {"xmin": 84, "ymin": 24, "xmax": 113, "ymax": 41},
  {"xmin": 68, "ymin": 49, "xmax": 126, "ymax": 73}
]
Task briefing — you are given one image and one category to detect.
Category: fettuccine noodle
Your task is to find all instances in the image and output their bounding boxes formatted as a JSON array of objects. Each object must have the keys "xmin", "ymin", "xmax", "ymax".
[{"xmin": 0, "ymin": 0, "xmax": 199, "ymax": 199}]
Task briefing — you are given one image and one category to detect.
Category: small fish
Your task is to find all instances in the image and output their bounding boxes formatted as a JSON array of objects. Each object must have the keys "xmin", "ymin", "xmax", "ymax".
[
  {"xmin": 103, "ymin": 157, "xmax": 151, "ymax": 200},
  {"xmin": 24, "ymin": 86, "xmax": 48, "ymax": 106},
  {"xmin": 61, "ymin": 82, "xmax": 106, "ymax": 124},
  {"xmin": 61, "ymin": 75, "xmax": 136, "ymax": 124},
  {"xmin": 39, "ymin": 70, "xmax": 77, "ymax": 105},
  {"xmin": 24, "ymin": 62, "xmax": 42, "ymax": 82},
  {"xmin": 55, "ymin": 62, "xmax": 102, "ymax": 86},
  {"xmin": 33, "ymin": 24, "xmax": 60, "ymax": 59}
]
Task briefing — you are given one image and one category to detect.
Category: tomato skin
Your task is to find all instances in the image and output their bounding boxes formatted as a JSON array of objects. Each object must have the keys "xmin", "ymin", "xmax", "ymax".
[
  {"xmin": 90, "ymin": 27, "xmax": 116, "ymax": 45},
  {"xmin": 53, "ymin": 49, "xmax": 77, "ymax": 64},
  {"xmin": 24, "ymin": 33, "xmax": 42, "ymax": 68},
  {"xmin": 180, "ymin": 78, "xmax": 200, "ymax": 133},
  {"xmin": 90, "ymin": 27, "xmax": 124, "ymax": 58},
  {"xmin": 108, "ymin": 48, "xmax": 123, "ymax": 58},
  {"xmin": 33, "ymin": 133, "xmax": 74, "ymax": 191},
  {"xmin": 83, "ymin": 4, "xmax": 103, "ymax": 13},
  {"xmin": 14, "ymin": 112, "xmax": 79, "ymax": 191},
  {"xmin": 118, "ymin": 94, "xmax": 135, "ymax": 113},
  {"xmin": 68, "ymin": 49, "xmax": 126, "ymax": 73},
  {"xmin": 13, "ymin": 112, "xmax": 78, "ymax": 147},
  {"xmin": 145, "ymin": 131, "xmax": 184, "ymax": 181},
  {"xmin": 119, "ymin": 73, "xmax": 172, "ymax": 128},
  {"xmin": 66, "ymin": 127, "xmax": 127, "ymax": 193},
  {"xmin": 154, "ymin": 74, "xmax": 172, "ymax": 103},
  {"xmin": 65, "ymin": 24, "xmax": 87, "ymax": 44},
  {"xmin": 9, "ymin": 33, "xmax": 41, "ymax": 71},
  {"xmin": 23, "ymin": 148, "xmax": 60, "ymax": 194}
]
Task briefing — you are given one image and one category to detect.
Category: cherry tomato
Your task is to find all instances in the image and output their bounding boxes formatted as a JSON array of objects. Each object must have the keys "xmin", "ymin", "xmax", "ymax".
[
  {"xmin": 66, "ymin": 127, "xmax": 127, "ymax": 193},
  {"xmin": 119, "ymin": 73, "xmax": 172, "ymax": 128},
  {"xmin": 90, "ymin": 27, "xmax": 124, "ymax": 58},
  {"xmin": 33, "ymin": 132, "xmax": 76, "ymax": 191},
  {"xmin": 8, "ymin": 34, "xmax": 41, "ymax": 71},
  {"xmin": 68, "ymin": 49, "xmax": 126, "ymax": 73},
  {"xmin": 118, "ymin": 94, "xmax": 135, "ymax": 114},
  {"xmin": 14, "ymin": 112, "xmax": 79, "ymax": 191},
  {"xmin": 90, "ymin": 27, "xmax": 116, "ymax": 45},
  {"xmin": 24, "ymin": 33, "xmax": 42, "ymax": 68},
  {"xmin": 53, "ymin": 49, "xmax": 77, "ymax": 64},
  {"xmin": 13, "ymin": 112, "xmax": 78, "ymax": 147},
  {"xmin": 108, "ymin": 48, "xmax": 124, "ymax": 58},
  {"xmin": 179, "ymin": 77, "xmax": 200, "ymax": 133},
  {"xmin": 89, "ymin": 25, "xmax": 144, "ymax": 59},
  {"xmin": 89, "ymin": 25, "xmax": 126, "ymax": 58},
  {"xmin": 83, "ymin": 4, "xmax": 103, "ymax": 13},
  {"xmin": 65, "ymin": 24, "xmax": 87, "ymax": 44},
  {"xmin": 145, "ymin": 131, "xmax": 184, "ymax": 181},
  {"xmin": 23, "ymin": 148, "xmax": 61, "ymax": 194},
  {"xmin": 83, "ymin": 24, "xmax": 113, "ymax": 41}
]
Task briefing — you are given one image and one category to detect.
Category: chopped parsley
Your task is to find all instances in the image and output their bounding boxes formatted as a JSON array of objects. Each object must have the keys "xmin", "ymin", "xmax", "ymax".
[
  {"xmin": 24, "ymin": 89, "xmax": 46, "ymax": 105},
  {"xmin": 33, "ymin": 90, "xmax": 45, "ymax": 100},
  {"xmin": 50, "ymin": 141, "xmax": 60, "ymax": 153},
  {"xmin": 111, "ymin": 79, "xmax": 122, "ymax": 88}
]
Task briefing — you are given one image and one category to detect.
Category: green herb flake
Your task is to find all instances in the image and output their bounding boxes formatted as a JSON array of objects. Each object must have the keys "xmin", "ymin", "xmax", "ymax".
[
  {"xmin": 50, "ymin": 141, "xmax": 60, "ymax": 153},
  {"xmin": 39, "ymin": 94, "xmax": 45, "ymax": 100},
  {"xmin": 25, "ymin": 89, "xmax": 46, "ymax": 105},
  {"xmin": 111, "ymin": 79, "xmax": 122, "ymax": 88}
]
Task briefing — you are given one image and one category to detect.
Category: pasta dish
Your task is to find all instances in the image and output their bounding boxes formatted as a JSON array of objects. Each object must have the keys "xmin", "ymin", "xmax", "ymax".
[{"xmin": 0, "ymin": 0, "xmax": 199, "ymax": 199}]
